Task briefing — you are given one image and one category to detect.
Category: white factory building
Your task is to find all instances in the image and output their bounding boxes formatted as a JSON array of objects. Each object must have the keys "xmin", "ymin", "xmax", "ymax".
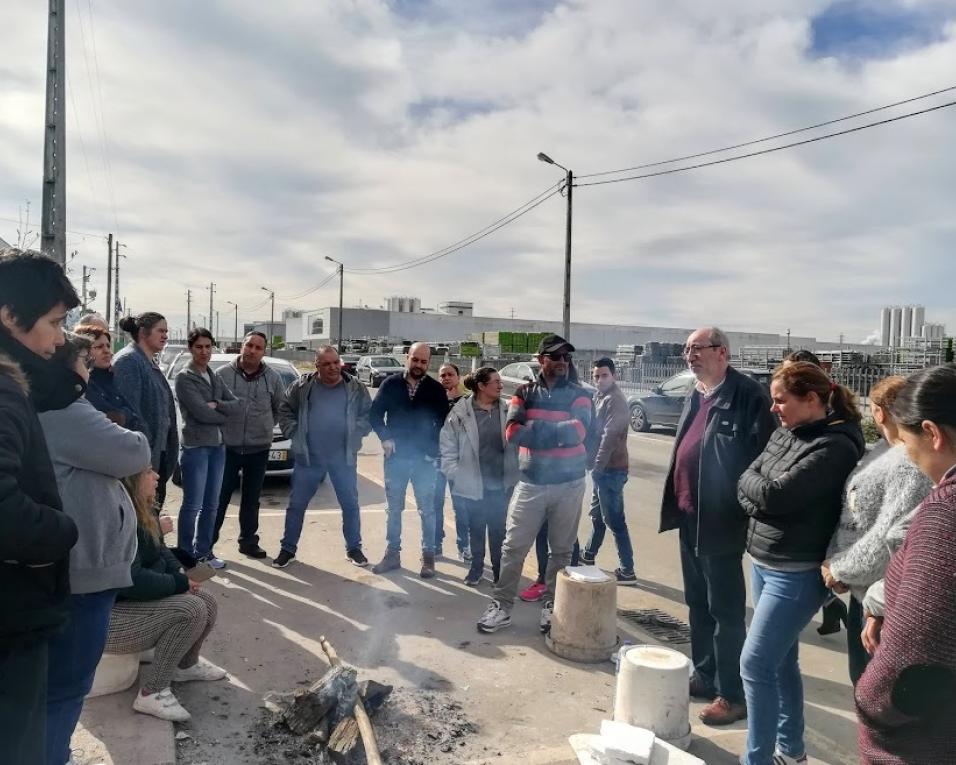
[
  {"xmin": 879, "ymin": 304, "xmax": 946, "ymax": 347},
  {"xmin": 273, "ymin": 298, "xmax": 873, "ymax": 354}
]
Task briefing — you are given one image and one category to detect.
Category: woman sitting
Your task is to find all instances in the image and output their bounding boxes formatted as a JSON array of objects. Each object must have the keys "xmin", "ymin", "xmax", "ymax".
[
  {"xmin": 822, "ymin": 376, "xmax": 931, "ymax": 685},
  {"xmin": 105, "ymin": 469, "xmax": 225, "ymax": 722},
  {"xmin": 736, "ymin": 362, "xmax": 865, "ymax": 765},
  {"xmin": 856, "ymin": 364, "xmax": 956, "ymax": 764}
]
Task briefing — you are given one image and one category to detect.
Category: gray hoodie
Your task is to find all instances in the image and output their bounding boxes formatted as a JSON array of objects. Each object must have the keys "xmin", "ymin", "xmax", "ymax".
[
  {"xmin": 175, "ymin": 362, "xmax": 241, "ymax": 448},
  {"xmin": 215, "ymin": 359, "xmax": 283, "ymax": 452},
  {"xmin": 38, "ymin": 398, "xmax": 152, "ymax": 594}
]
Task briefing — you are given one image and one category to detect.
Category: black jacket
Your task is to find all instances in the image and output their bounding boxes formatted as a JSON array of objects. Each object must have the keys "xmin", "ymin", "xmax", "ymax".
[
  {"xmin": 660, "ymin": 367, "xmax": 776, "ymax": 556},
  {"xmin": 369, "ymin": 373, "xmax": 448, "ymax": 459},
  {"xmin": 118, "ymin": 525, "xmax": 189, "ymax": 602},
  {"xmin": 0, "ymin": 336, "xmax": 79, "ymax": 648},
  {"xmin": 738, "ymin": 414, "xmax": 865, "ymax": 565}
]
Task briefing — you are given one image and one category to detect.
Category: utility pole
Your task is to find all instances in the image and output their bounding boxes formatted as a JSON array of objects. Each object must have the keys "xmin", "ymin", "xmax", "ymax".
[
  {"xmin": 186, "ymin": 289, "xmax": 192, "ymax": 333},
  {"xmin": 105, "ymin": 233, "xmax": 113, "ymax": 323},
  {"xmin": 41, "ymin": 0, "xmax": 66, "ymax": 266},
  {"xmin": 227, "ymin": 300, "xmax": 238, "ymax": 345},
  {"xmin": 536, "ymin": 152, "xmax": 573, "ymax": 341},
  {"xmin": 261, "ymin": 286, "xmax": 275, "ymax": 355},
  {"xmin": 786, "ymin": 328, "xmax": 791, "ymax": 353},
  {"xmin": 208, "ymin": 282, "xmax": 215, "ymax": 332},
  {"xmin": 114, "ymin": 240, "xmax": 125, "ymax": 330},
  {"xmin": 325, "ymin": 256, "xmax": 344, "ymax": 349},
  {"xmin": 81, "ymin": 265, "xmax": 95, "ymax": 311},
  {"xmin": 215, "ymin": 310, "xmax": 220, "ymax": 340}
]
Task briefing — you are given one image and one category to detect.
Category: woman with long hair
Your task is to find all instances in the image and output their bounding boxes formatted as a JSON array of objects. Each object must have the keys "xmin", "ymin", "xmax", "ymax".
[
  {"xmin": 856, "ymin": 364, "xmax": 956, "ymax": 763},
  {"xmin": 440, "ymin": 367, "xmax": 519, "ymax": 586},
  {"xmin": 112, "ymin": 312, "xmax": 178, "ymax": 508},
  {"xmin": 74, "ymin": 323, "xmax": 140, "ymax": 429},
  {"xmin": 105, "ymin": 468, "xmax": 225, "ymax": 723},
  {"xmin": 736, "ymin": 362, "xmax": 865, "ymax": 765},
  {"xmin": 822, "ymin": 376, "xmax": 931, "ymax": 685}
]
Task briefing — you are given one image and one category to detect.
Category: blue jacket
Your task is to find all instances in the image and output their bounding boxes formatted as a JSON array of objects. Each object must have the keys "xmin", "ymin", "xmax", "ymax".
[{"xmin": 86, "ymin": 366, "xmax": 141, "ymax": 431}]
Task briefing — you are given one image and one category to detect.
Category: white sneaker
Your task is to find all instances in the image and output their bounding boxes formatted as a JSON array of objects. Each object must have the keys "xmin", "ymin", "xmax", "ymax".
[
  {"xmin": 739, "ymin": 755, "xmax": 807, "ymax": 765},
  {"xmin": 206, "ymin": 556, "xmax": 226, "ymax": 570},
  {"xmin": 173, "ymin": 656, "xmax": 227, "ymax": 682},
  {"xmin": 539, "ymin": 600, "xmax": 554, "ymax": 634},
  {"xmin": 133, "ymin": 687, "xmax": 191, "ymax": 722},
  {"xmin": 476, "ymin": 600, "xmax": 512, "ymax": 633}
]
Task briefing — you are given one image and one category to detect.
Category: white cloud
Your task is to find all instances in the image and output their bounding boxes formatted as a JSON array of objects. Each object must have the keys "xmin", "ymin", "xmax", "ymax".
[{"xmin": 1, "ymin": 0, "xmax": 954, "ymax": 340}]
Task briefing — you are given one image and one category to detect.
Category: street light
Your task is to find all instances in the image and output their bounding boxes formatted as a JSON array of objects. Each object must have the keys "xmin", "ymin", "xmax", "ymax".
[
  {"xmin": 538, "ymin": 151, "xmax": 573, "ymax": 341},
  {"xmin": 260, "ymin": 286, "xmax": 275, "ymax": 355},
  {"xmin": 226, "ymin": 300, "xmax": 238, "ymax": 346},
  {"xmin": 325, "ymin": 256, "xmax": 344, "ymax": 350}
]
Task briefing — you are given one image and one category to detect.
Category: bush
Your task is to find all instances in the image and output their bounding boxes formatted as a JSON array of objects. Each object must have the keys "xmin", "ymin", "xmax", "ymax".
[{"xmin": 861, "ymin": 417, "xmax": 881, "ymax": 444}]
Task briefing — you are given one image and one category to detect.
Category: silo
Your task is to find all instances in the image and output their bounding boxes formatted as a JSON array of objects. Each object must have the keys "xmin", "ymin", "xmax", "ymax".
[
  {"xmin": 911, "ymin": 305, "xmax": 925, "ymax": 338},
  {"xmin": 902, "ymin": 306, "xmax": 913, "ymax": 340},
  {"xmin": 880, "ymin": 306, "xmax": 892, "ymax": 347},
  {"xmin": 890, "ymin": 307, "xmax": 902, "ymax": 347}
]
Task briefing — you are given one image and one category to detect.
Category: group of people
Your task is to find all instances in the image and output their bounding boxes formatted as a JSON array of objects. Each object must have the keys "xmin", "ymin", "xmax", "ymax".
[
  {"xmin": 655, "ymin": 328, "xmax": 955, "ymax": 765},
  {"xmin": 0, "ymin": 250, "xmax": 226, "ymax": 765}
]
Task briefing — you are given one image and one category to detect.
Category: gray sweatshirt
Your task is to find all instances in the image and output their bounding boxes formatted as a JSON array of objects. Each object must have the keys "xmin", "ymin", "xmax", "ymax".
[
  {"xmin": 175, "ymin": 362, "xmax": 241, "ymax": 448},
  {"xmin": 38, "ymin": 398, "xmax": 152, "ymax": 594},
  {"xmin": 215, "ymin": 359, "xmax": 283, "ymax": 451}
]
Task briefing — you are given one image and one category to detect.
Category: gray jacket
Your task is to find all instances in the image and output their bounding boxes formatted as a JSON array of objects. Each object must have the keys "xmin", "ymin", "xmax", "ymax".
[
  {"xmin": 278, "ymin": 372, "xmax": 371, "ymax": 467},
  {"xmin": 215, "ymin": 359, "xmax": 283, "ymax": 451},
  {"xmin": 38, "ymin": 398, "xmax": 152, "ymax": 594},
  {"xmin": 175, "ymin": 363, "xmax": 241, "ymax": 448},
  {"xmin": 440, "ymin": 396, "xmax": 519, "ymax": 500},
  {"xmin": 827, "ymin": 441, "xmax": 932, "ymax": 601}
]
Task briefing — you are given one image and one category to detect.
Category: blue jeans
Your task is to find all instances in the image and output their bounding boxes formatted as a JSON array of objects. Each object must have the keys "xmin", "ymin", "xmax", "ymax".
[
  {"xmin": 433, "ymin": 473, "xmax": 470, "ymax": 553},
  {"xmin": 45, "ymin": 590, "xmax": 117, "ymax": 765},
  {"xmin": 384, "ymin": 454, "xmax": 438, "ymax": 554},
  {"xmin": 584, "ymin": 469, "xmax": 634, "ymax": 573},
  {"xmin": 740, "ymin": 563, "xmax": 828, "ymax": 765},
  {"xmin": 281, "ymin": 460, "xmax": 361, "ymax": 555},
  {"xmin": 178, "ymin": 445, "xmax": 226, "ymax": 559}
]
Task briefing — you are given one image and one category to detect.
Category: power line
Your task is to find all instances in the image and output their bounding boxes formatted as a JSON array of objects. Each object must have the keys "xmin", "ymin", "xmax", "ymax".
[
  {"xmin": 578, "ymin": 84, "xmax": 956, "ymax": 180},
  {"xmin": 280, "ymin": 270, "xmax": 338, "ymax": 302},
  {"xmin": 345, "ymin": 181, "xmax": 563, "ymax": 275},
  {"xmin": 575, "ymin": 99, "xmax": 956, "ymax": 188}
]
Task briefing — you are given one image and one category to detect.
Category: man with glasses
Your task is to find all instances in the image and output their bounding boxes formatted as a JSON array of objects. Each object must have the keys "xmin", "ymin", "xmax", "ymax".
[
  {"xmin": 478, "ymin": 334, "xmax": 593, "ymax": 634},
  {"xmin": 660, "ymin": 327, "xmax": 774, "ymax": 725}
]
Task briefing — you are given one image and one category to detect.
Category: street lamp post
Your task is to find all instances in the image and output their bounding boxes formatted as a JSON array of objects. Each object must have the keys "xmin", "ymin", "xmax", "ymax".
[
  {"xmin": 226, "ymin": 300, "xmax": 238, "ymax": 346},
  {"xmin": 325, "ymin": 255, "xmax": 344, "ymax": 350},
  {"xmin": 261, "ymin": 286, "xmax": 275, "ymax": 355},
  {"xmin": 537, "ymin": 152, "xmax": 573, "ymax": 342}
]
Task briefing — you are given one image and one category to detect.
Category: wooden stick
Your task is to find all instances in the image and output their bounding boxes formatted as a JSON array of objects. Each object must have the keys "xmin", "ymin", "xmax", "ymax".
[{"xmin": 319, "ymin": 635, "xmax": 384, "ymax": 765}]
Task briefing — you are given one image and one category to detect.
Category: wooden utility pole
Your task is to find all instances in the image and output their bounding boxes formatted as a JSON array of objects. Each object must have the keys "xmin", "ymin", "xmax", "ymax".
[
  {"xmin": 41, "ymin": 0, "xmax": 67, "ymax": 266},
  {"xmin": 105, "ymin": 233, "xmax": 113, "ymax": 323},
  {"xmin": 114, "ymin": 240, "xmax": 124, "ymax": 329},
  {"xmin": 208, "ymin": 282, "xmax": 215, "ymax": 331},
  {"xmin": 186, "ymin": 289, "xmax": 192, "ymax": 333}
]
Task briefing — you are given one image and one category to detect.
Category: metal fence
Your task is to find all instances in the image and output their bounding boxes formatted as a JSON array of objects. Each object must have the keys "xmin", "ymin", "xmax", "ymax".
[{"xmin": 616, "ymin": 360, "xmax": 687, "ymax": 392}]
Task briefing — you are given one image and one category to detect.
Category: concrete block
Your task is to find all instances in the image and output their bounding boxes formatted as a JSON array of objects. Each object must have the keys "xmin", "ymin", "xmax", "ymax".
[
  {"xmin": 87, "ymin": 652, "xmax": 139, "ymax": 699},
  {"xmin": 648, "ymin": 737, "xmax": 705, "ymax": 765},
  {"xmin": 599, "ymin": 720, "xmax": 655, "ymax": 764}
]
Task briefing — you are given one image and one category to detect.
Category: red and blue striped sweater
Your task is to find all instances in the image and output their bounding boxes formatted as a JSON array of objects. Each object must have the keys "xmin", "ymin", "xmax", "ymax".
[{"xmin": 505, "ymin": 374, "xmax": 593, "ymax": 485}]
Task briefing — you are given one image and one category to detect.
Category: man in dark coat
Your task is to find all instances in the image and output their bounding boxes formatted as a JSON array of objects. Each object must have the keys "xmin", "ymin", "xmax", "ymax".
[
  {"xmin": 0, "ymin": 248, "xmax": 81, "ymax": 764},
  {"xmin": 659, "ymin": 326, "xmax": 775, "ymax": 726}
]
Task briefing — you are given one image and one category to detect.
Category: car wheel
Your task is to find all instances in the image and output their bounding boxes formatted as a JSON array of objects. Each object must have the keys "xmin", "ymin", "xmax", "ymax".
[{"xmin": 629, "ymin": 403, "xmax": 651, "ymax": 432}]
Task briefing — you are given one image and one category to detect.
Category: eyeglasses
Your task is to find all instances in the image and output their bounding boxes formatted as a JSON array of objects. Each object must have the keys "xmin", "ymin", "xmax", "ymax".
[
  {"xmin": 682, "ymin": 344, "xmax": 721, "ymax": 356},
  {"xmin": 545, "ymin": 352, "xmax": 572, "ymax": 361}
]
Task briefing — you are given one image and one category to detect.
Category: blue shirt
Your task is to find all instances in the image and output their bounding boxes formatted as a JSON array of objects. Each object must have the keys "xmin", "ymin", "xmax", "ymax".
[{"xmin": 307, "ymin": 380, "xmax": 348, "ymax": 464}]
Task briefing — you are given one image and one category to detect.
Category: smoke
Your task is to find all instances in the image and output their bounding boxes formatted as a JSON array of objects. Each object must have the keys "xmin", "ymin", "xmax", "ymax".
[{"xmin": 861, "ymin": 330, "xmax": 881, "ymax": 345}]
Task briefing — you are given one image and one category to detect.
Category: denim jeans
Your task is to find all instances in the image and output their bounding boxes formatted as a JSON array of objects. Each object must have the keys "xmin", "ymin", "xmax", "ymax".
[
  {"xmin": 214, "ymin": 448, "xmax": 269, "ymax": 549},
  {"xmin": 178, "ymin": 445, "xmax": 226, "ymax": 559},
  {"xmin": 384, "ymin": 454, "xmax": 438, "ymax": 554},
  {"xmin": 584, "ymin": 469, "xmax": 634, "ymax": 573},
  {"xmin": 45, "ymin": 590, "xmax": 117, "ymax": 765},
  {"xmin": 434, "ymin": 473, "xmax": 470, "ymax": 553},
  {"xmin": 281, "ymin": 460, "xmax": 361, "ymax": 555},
  {"xmin": 0, "ymin": 641, "xmax": 48, "ymax": 765},
  {"xmin": 740, "ymin": 562, "xmax": 828, "ymax": 765},
  {"xmin": 462, "ymin": 489, "xmax": 511, "ymax": 581},
  {"xmin": 679, "ymin": 518, "xmax": 746, "ymax": 703}
]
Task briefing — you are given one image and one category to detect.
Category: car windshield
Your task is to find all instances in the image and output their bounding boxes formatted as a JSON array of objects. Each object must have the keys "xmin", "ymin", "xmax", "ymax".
[
  {"xmin": 371, "ymin": 357, "xmax": 402, "ymax": 368},
  {"xmin": 207, "ymin": 359, "xmax": 298, "ymax": 389}
]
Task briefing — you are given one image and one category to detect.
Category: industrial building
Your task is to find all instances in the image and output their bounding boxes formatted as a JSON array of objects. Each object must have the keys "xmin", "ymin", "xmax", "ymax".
[{"xmin": 880, "ymin": 304, "xmax": 944, "ymax": 347}]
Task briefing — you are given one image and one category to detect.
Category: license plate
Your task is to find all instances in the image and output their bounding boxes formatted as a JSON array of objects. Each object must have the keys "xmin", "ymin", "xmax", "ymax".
[{"xmin": 269, "ymin": 450, "xmax": 287, "ymax": 462}]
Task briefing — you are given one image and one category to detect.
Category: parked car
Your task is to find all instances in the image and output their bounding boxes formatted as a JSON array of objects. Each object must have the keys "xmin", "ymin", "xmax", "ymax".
[
  {"xmin": 340, "ymin": 354, "xmax": 361, "ymax": 376},
  {"xmin": 158, "ymin": 344, "xmax": 186, "ymax": 373},
  {"xmin": 168, "ymin": 353, "xmax": 300, "ymax": 476},
  {"xmin": 497, "ymin": 360, "xmax": 596, "ymax": 400},
  {"xmin": 626, "ymin": 368, "xmax": 772, "ymax": 432},
  {"xmin": 356, "ymin": 355, "xmax": 405, "ymax": 388}
]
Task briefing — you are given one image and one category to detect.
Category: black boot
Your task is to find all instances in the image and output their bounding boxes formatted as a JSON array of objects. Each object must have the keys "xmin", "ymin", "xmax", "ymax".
[{"xmin": 818, "ymin": 597, "xmax": 848, "ymax": 635}]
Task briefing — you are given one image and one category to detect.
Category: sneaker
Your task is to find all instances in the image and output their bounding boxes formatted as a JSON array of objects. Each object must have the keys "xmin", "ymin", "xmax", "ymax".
[
  {"xmin": 615, "ymin": 568, "xmax": 638, "ymax": 585},
  {"xmin": 205, "ymin": 556, "xmax": 226, "ymax": 570},
  {"xmin": 173, "ymin": 656, "xmax": 227, "ymax": 683},
  {"xmin": 739, "ymin": 756, "xmax": 806, "ymax": 765},
  {"xmin": 689, "ymin": 673, "xmax": 717, "ymax": 700},
  {"xmin": 519, "ymin": 581, "xmax": 547, "ymax": 602},
  {"xmin": 133, "ymin": 687, "xmax": 191, "ymax": 722},
  {"xmin": 420, "ymin": 552, "xmax": 436, "ymax": 579},
  {"xmin": 346, "ymin": 548, "xmax": 369, "ymax": 567},
  {"xmin": 463, "ymin": 572, "xmax": 481, "ymax": 587},
  {"xmin": 699, "ymin": 696, "xmax": 747, "ymax": 725},
  {"xmin": 460, "ymin": 547, "xmax": 473, "ymax": 562},
  {"xmin": 272, "ymin": 550, "xmax": 295, "ymax": 568},
  {"xmin": 580, "ymin": 551, "xmax": 596, "ymax": 565},
  {"xmin": 372, "ymin": 548, "xmax": 401, "ymax": 574},
  {"xmin": 239, "ymin": 544, "xmax": 268, "ymax": 559},
  {"xmin": 539, "ymin": 600, "xmax": 554, "ymax": 634},
  {"xmin": 476, "ymin": 600, "xmax": 512, "ymax": 633}
]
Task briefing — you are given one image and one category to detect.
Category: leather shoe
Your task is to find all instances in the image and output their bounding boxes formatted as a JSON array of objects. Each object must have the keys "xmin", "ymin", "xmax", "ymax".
[
  {"xmin": 689, "ymin": 674, "xmax": 716, "ymax": 700},
  {"xmin": 698, "ymin": 696, "xmax": 747, "ymax": 726}
]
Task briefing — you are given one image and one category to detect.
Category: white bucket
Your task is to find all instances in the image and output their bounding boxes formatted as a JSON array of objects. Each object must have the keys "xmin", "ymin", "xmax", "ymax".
[{"xmin": 613, "ymin": 644, "xmax": 691, "ymax": 750}]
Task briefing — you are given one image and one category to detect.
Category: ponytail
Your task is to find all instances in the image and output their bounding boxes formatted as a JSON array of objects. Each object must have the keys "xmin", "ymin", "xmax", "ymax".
[
  {"xmin": 120, "ymin": 312, "xmax": 165, "ymax": 343},
  {"xmin": 828, "ymin": 383, "xmax": 862, "ymax": 424},
  {"xmin": 773, "ymin": 361, "xmax": 861, "ymax": 423}
]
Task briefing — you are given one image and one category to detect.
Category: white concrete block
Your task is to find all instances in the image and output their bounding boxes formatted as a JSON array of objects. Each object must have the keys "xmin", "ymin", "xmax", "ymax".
[
  {"xmin": 648, "ymin": 737, "xmax": 705, "ymax": 765},
  {"xmin": 599, "ymin": 720, "xmax": 655, "ymax": 764},
  {"xmin": 87, "ymin": 652, "xmax": 139, "ymax": 699}
]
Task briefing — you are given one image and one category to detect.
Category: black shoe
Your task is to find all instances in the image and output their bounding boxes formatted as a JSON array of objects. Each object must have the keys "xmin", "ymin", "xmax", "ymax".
[
  {"xmin": 272, "ymin": 550, "xmax": 295, "ymax": 568},
  {"xmin": 615, "ymin": 568, "xmax": 638, "ymax": 586},
  {"xmin": 346, "ymin": 548, "xmax": 369, "ymax": 567},
  {"xmin": 818, "ymin": 598, "xmax": 848, "ymax": 635},
  {"xmin": 689, "ymin": 673, "xmax": 717, "ymax": 701},
  {"xmin": 463, "ymin": 572, "xmax": 481, "ymax": 587},
  {"xmin": 239, "ymin": 545, "xmax": 268, "ymax": 559}
]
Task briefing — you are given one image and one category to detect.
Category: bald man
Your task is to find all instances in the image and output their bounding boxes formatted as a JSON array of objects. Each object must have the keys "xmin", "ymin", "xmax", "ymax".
[{"xmin": 369, "ymin": 342, "xmax": 448, "ymax": 578}]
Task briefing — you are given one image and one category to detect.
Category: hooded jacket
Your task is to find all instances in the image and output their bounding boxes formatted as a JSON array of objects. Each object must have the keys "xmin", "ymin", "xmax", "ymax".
[
  {"xmin": 215, "ymin": 358, "xmax": 283, "ymax": 452},
  {"xmin": 174, "ymin": 362, "xmax": 241, "ymax": 448},
  {"xmin": 440, "ymin": 395, "xmax": 519, "ymax": 500},
  {"xmin": 0, "ymin": 335, "xmax": 79, "ymax": 647},
  {"xmin": 738, "ymin": 413, "xmax": 866, "ymax": 565}
]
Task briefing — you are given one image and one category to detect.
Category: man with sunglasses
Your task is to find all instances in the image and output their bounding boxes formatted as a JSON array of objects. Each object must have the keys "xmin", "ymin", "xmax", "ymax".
[
  {"xmin": 478, "ymin": 334, "xmax": 593, "ymax": 634},
  {"xmin": 659, "ymin": 327, "xmax": 774, "ymax": 726}
]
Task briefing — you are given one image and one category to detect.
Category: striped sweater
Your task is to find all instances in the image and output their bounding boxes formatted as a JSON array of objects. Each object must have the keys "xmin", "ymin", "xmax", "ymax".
[
  {"xmin": 856, "ymin": 471, "xmax": 956, "ymax": 765},
  {"xmin": 505, "ymin": 374, "xmax": 593, "ymax": 485}
]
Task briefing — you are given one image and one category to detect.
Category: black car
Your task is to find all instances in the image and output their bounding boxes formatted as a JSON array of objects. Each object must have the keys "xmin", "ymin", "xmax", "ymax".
[
  {"xmin": 626, "ymin": 368, "xmax": 772, "ymax": 432},
  {"xmin": 340, "ymin": 354, "xmax": 361, "ymax": 375}
]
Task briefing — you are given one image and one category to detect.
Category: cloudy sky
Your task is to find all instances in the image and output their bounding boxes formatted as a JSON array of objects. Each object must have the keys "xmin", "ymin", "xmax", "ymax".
[{"xmin": 2, "ymin": 0, "xmax": 955, "ymax": 342}]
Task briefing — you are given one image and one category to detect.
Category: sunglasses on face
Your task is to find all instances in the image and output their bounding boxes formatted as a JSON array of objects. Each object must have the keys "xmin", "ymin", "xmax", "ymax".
[{"xmin": 545, "ymin": 352, "xmax": 572, "ymax": 362}]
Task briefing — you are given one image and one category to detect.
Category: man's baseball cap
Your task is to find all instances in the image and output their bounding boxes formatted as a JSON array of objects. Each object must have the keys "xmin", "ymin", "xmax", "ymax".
[{"xmin": 537, "ymin": 334, "xmax": 575, "ymax": 354}]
